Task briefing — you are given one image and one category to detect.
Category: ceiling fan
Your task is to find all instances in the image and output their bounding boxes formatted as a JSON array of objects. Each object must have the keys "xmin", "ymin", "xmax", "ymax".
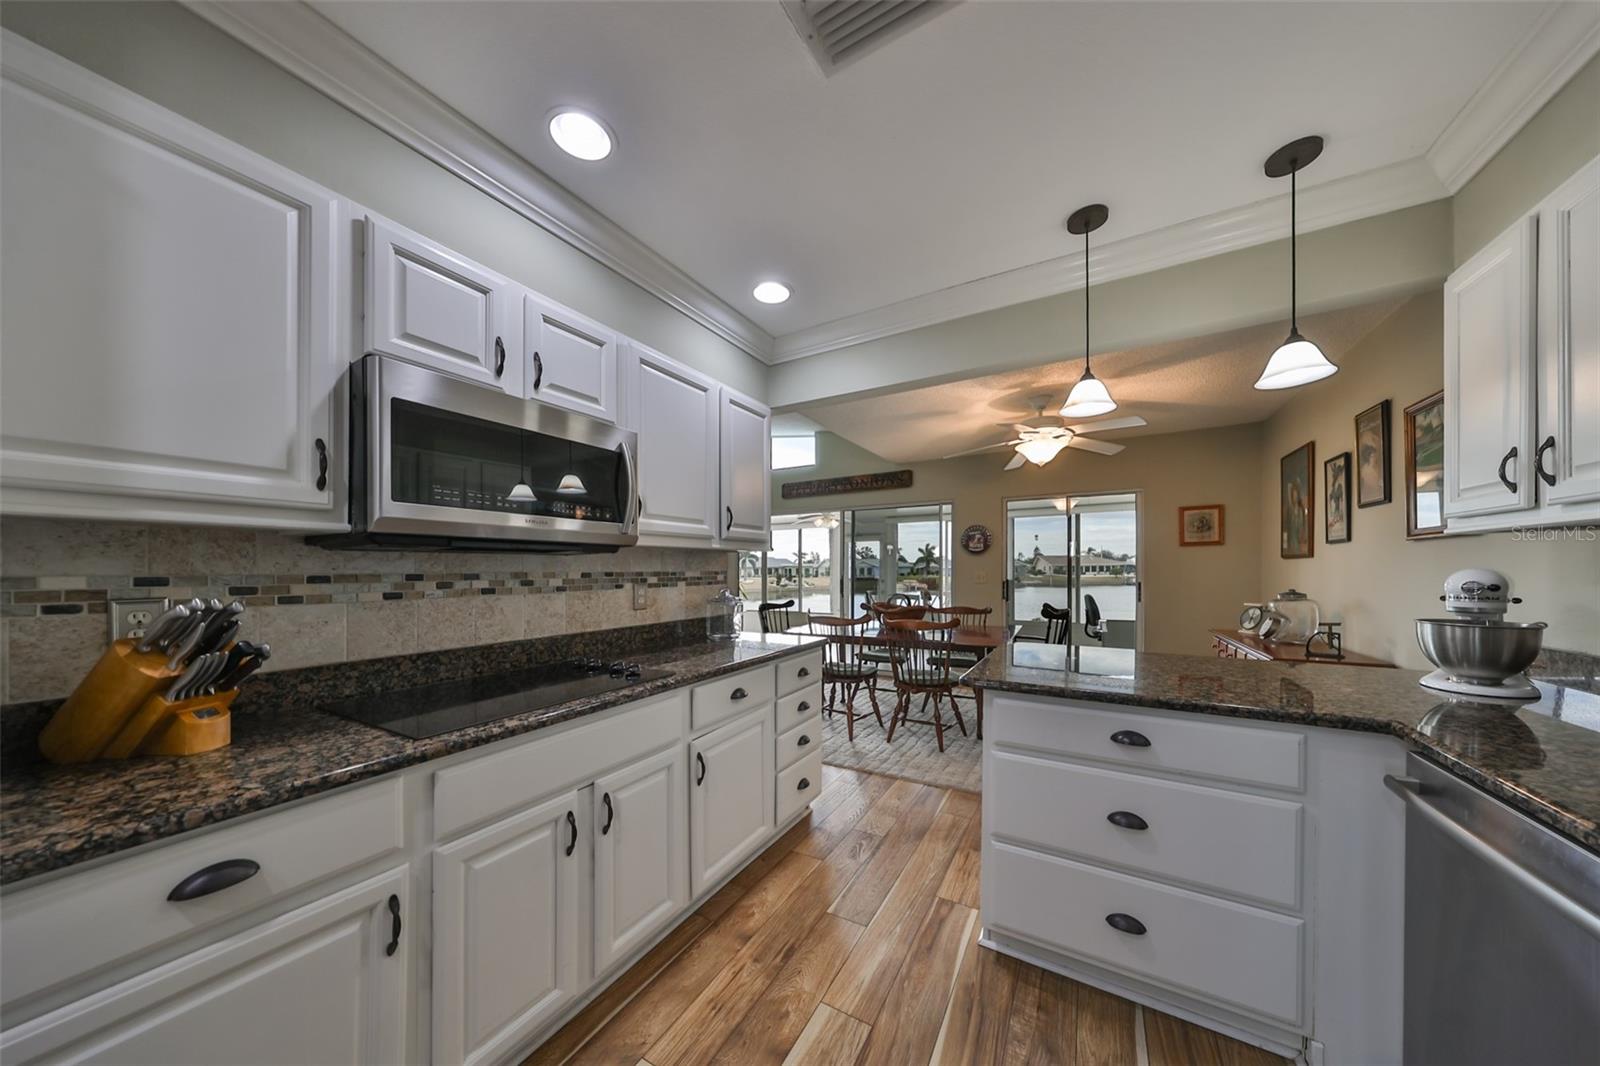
[{"xmin": 943, "ymin": 399, "xmax": 1147, "ymax": 470}]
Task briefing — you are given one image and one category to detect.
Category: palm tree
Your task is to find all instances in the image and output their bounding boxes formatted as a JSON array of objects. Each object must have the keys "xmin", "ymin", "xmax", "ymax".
[{"xmin": 914, "ymin": 543, "xmax": 940, "ymax": 576}]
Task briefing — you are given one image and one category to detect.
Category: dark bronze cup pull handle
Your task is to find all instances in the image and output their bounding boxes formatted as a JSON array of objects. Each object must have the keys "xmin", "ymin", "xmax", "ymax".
[
  {"xmin": 1106, "ymin": 913, "xmax": 1146, "ymax": 936},
  {"xmin": 731, "ymin": 687, "xmax": 748, "ymax": 700},
  {"xmin": 1107, "ymin": 811, "xmax": 1149, "ymax": 831},
  {"xmin": 797, "ymin": 666, "xmax": 811, "ymax": 678},
  {"xmin": 798, "ymin": 701, "xmax": 810, "ymax": 713},
  {"xmin": 797, "ymin": 777, "xmax": 810, "ymax": 791},
  {"xmin": 1109, "ymin": 730, "xmax": 1151, "ymax": 748},
  {"xmin": 167, "ymin": 858, "xmax": 260, "ymax": 902},
  {"xmin": 797, "ymin": 734, "xmax": 811, "ymax": 746}
]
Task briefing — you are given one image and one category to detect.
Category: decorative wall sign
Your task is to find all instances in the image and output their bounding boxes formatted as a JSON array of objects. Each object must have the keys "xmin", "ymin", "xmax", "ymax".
[
  {"xmin": 1178, "ymin": 505, "xmax": 1225, "ymax": 546},
  {"xmin": 780, "ymin": 469, "xmax": 913, "ymax": 499},
  {"xmin": 960, "ymin": 524, "xmax": 992, "ymax": 554}
]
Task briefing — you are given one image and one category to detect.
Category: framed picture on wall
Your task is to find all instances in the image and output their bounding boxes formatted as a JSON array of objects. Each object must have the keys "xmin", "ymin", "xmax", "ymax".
[
  {"xmin": 1405, "ymin": 391, "xmax": 1446, "ymax": 538},
  {"xmin": 1178, "ymin": 505, "xmax": 1225, "ymax": 546},
  {"xmin": 1354, "ymin": 399, "xmax": 1391, "ymax": 508},
  {"xmin": 1280, "ymin": 441, "xmax": 1315, "ymax": 559},
  {"xmin": 1325, "ymin": 451, "xmax": 1352, "ymax": 544}
]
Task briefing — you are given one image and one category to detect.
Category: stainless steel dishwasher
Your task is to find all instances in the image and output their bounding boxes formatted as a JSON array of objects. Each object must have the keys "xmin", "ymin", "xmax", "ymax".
[{"xmin": 1388, "ymin": 754, "xmax": 1600, "ymax": 1066}]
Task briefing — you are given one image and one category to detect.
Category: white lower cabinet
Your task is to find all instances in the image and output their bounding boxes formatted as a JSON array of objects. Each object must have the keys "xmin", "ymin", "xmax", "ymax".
[
  {"xmin": 432, "ymin": 787, "xmax": 585, "ymax": 1066},
  {"xmin": 690, "ymin": 706, "xmax": 775, "ymax": 897},
  {"xmin": 593, "ymin": 746, "xmax": 690, "ymax": 974},
  {"xmin": 0, "ymin": 867, "xmax": 409, "ymax": 1066}
]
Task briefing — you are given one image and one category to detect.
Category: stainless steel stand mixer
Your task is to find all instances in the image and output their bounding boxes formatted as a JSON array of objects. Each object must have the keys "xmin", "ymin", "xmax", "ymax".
[{"xmin": 1415, "ymin": 568, "xmax": 1547, "ymax": 700}]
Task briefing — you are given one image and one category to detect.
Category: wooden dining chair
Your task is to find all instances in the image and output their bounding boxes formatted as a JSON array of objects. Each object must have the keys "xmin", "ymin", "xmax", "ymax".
[
  {"xmin": 1040, "ymin": 602, "xmax": 1073, "ymax": 644},
  {"xmin": 882, "ymin": 618, "xmax": 967, "ymax": 752},
  {"xmin": 928, "ymin": 605, "xmax": 992, "ymax": 629},
  {"xmin": 808, "ymin": 615, "xmax": 884, "ymax": 741},
  {"xmin": 757, "ymin": 600, "xmax": 797, "ymax": 634}
]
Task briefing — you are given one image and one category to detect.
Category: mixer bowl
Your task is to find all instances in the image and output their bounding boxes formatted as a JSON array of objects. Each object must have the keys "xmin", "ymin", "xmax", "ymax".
[{"xmin": 1415, "ymin": 618, "xmax": 1546, "ymax": 684}]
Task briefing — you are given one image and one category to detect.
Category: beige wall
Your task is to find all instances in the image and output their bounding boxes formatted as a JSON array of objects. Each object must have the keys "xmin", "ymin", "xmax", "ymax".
[
  {"xmin": 1453, "ymin": 54, "xmax": 1600, "ymax": 266},
  {"xmin": 1259, "ymin": 292, "xmax": 1600, "ymax": 669},
  {"xmin": 0, "ymin": 1, "xmax": 769, "ymax": 400},
  {"xmin": 774, "ymin": 424, "xmax": 1264, "ymax": 657}
]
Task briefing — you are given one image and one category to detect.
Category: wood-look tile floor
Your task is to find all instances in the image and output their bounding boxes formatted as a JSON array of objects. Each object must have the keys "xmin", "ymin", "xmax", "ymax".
[{"xmin": 526, "ymin": 767, "xmax": 1290, "ymax": 1066}]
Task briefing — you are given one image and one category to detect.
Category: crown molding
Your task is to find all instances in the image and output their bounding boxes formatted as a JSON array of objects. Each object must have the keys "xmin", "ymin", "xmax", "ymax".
[
  {"xmin": 1426, "ymin": 1, "xmax": 1600, "ymax": 194},
  {"xmin": 182, "ymin": 0, "xmax": 774, "ymax": 362},
  {"xmin": 770, "ymin": 156, "xmax": 1448, "ymax": 363}
]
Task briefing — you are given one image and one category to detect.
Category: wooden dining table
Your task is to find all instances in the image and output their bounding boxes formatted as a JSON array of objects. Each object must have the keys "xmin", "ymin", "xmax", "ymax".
[{"xmin": 783, "ymin": 620, "xmax": 1010, "ymax": 738}]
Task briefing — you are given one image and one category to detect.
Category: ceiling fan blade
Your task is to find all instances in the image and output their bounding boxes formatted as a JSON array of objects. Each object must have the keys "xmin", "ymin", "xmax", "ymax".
[
  {"xmin": 1067, "ymin": 437, "xmax": 1126, "ymax": 456},
  {"xmin": 993, "ymin": 422, "xmax": 1040, "ymax": 435},
  {"xmin": 1003, "ymin": 452, "xmax": 1027, "ymax": 471},
  {"xmin": 1064, "ymin": 415, "xmax": 1148, "ymax": 434},
  {"xmin": 943, "ymin": 440, "xmax": 1020, "ymax": 459}
]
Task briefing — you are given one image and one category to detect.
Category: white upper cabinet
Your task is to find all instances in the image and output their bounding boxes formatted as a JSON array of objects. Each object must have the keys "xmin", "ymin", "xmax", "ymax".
[
  {"xmin": 432, "ymin": 788, "xmax": 584, "ymax": 1066},
  {"xmin": 1444, "ymin": 216, "xmax": 1538, "ymax": 520},
  {"xmin": 364, "ymin": 214, "xmax": 523, "ymax": 395},
  {"xmin": 1537, "ymin": 156, "xmax": 1600, "ymax": 507},
  {"xmin": 0, "ymin": 36, "xmax": 342, "ymax": 527},
  {"xmin": 592, "ymin": 745, "xmax": 689, "ymax": 975},
  {"xmin": 718, "ymin": 387, "xmax": 773, "ymax": 548},
  {"xmin": 632, "ymin": 343, "xmax": 721, "ymax": 542},
  {"xmin": 524, "ymin": 293, "xmax": 621, "ymax": 423}
]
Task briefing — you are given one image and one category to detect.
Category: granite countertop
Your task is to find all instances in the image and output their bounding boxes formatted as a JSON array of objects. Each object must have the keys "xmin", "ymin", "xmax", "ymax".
[
  {"xmin": 966, "ymin": 644, "xmax": 1600, "ymax": 853},
  {"xmin": 0, "ymin": 634, "xmax": 823, "ymax": 886}
]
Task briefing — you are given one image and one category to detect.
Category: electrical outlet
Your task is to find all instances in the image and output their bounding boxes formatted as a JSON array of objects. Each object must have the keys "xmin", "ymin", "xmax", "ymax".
[
  {"xmin": 632, "ymin": 582, "xmax": 650, "ymax": 611},
  {"xmin": 112, "ymin": 597, "xmax": 170, "ymax": 643}
]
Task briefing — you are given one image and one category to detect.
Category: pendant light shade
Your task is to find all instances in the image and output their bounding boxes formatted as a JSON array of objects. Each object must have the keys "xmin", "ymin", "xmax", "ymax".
[
  {"xmin": 555, "ymin": 473, "xmax": 588, "ymax": 494},
  {"xmin": 1255, "ymin": 136, "xmax": 1337, "ymax": 391},
  {"xmin": 1016, "ymin": 437, "xmax": 1069, "ymax": 466},
  {"xmin": 506, "ymin": 481, "xmax": 536, "ymax": 501},
  {"xmin": 1059, "ymin": 204, "xmax": 1117, "ymax": 419}
]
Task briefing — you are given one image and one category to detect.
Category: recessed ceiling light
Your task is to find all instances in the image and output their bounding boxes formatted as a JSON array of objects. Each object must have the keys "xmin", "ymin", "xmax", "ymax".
[
  {"xmin": 547, "ymin": 109, "xmax": 613, "ymax": 161},
  {"xmin": 753, "ymin": 281, "xmax": 791, "ymax": 304}
]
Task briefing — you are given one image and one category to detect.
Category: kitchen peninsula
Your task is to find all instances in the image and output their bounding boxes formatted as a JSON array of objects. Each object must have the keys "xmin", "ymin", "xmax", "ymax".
[{"xmin": 966, "ymin": 643, "xmax": 1600, "ymax": 1064}]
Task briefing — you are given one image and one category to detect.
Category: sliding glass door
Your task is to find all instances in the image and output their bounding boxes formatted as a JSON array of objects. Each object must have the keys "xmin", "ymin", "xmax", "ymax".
[
  {"xmin": 845, "ymin": 503, "xmax": 953, "ymax": 609},
  {"xmin": 1005, "ymin": 493, "xmax": 1140, "ymax": 648}
]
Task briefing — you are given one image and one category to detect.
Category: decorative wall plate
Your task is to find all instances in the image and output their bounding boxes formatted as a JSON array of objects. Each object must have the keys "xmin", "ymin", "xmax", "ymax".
[{"xmin": 960, "ymin": 524, "xmax": 991, "ymax": 554}]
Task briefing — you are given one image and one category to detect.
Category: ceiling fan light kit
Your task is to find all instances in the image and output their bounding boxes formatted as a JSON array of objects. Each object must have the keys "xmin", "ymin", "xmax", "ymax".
[
  {"xmin": 1059, "ymin": 202, "xmax": 1119, "ymax": 419},
  {"xmin": 1255, "ymin": 135, "xmax": 1339, "ymax": 391},
  {"xmin": 1016, "ymin": 437, "xmax": 1070, "ymax": 466}
]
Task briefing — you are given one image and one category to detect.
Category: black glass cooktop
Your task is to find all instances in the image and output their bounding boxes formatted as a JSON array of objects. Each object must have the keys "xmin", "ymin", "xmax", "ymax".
[{"xmin": 323, "ymin": 658, "xmax": 671, "ymax": 740}]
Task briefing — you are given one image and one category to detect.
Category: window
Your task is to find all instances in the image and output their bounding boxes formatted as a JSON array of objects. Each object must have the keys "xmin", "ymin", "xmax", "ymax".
[
  {"xmin": 771, "ymin": 434, "xmax": 816, "ymax": 470},
  {"xmin": 738, "ymin": 515, "xmax": 843, "ymax": 631}
]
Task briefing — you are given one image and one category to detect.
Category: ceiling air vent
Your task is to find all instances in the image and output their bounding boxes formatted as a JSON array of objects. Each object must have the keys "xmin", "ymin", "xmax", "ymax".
[{"xmin": 781, "ymin": 1, "xmax": 955, "ymax": 75}]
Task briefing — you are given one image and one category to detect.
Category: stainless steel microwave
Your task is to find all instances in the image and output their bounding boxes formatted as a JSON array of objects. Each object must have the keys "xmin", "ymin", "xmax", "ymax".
[{"xmin": 312, "ymin": 355, "xmax": 638, "ymax": 552}]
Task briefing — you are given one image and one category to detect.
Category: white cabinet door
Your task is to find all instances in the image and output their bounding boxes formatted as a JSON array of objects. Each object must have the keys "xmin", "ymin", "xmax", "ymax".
[
  {"xmin": 365, "ymin": 214, "xmax": 523, "ymax": 395},
  {"xmin": 0, "ymin": 39, "xmax": 340, "ymax": 522},
  {"xmin": 525, "ymin": 292, "xmax": 621, "ymax": 423},
  {"xmin": 718, "ymin": 387, "xmax": 772, "ymax": 547},
  {"xmin": 1444, "ymin": 216, "xmax": 1538, "ymax": 520},
  {"xmin": 689, "ymin": 707, "xmax": 774, "ymax": 897},
  {"xmin": 1538, "ymin": 156, "xmax": 1600, "ymax": 506},
  {"xmin": 0, "ymin": 868, "xmax": 409, "ymax": 1066},
  {"xmin": 633, "ymin": 343, "xmax": 720, "ymax": 541},
  {"xmin": 433, "ymin": 789, "xmax": 586, "ymax": 1066},
  {"xmin": 593, "ymin": 745, "xmax": 690, "ymax": 974}
]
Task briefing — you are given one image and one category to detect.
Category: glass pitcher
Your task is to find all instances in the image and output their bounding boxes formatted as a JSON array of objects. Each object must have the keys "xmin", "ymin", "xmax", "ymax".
[{"xmin": 706, "ymin": 587, "xmax": 744, "ymax": 643}]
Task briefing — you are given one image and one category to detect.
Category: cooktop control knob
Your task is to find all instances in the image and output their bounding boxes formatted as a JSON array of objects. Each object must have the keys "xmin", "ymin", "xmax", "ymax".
[
  {"xmin": 608, "ymin": 660, "xmax": 626, "ymax": 678},
  {"xmin": 624, "ymin": 663, "xmax": 642, "ymax": 680}
]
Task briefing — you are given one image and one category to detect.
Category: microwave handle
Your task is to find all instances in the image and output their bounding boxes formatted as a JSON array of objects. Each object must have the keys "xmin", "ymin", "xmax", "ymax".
[{"xmin": 619, "ymin": 442, "xmax": 640, "ymax": 534}]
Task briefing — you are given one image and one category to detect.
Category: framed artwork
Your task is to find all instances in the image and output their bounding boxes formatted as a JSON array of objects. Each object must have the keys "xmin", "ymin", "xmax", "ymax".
[
  {"xmin": 1178, "ymin": 505, "xmax": 1225, "ymax": 546},
  {"xmin": 1405, "ymin": 391, "xmax": 1446, "ymax": 538},
  {"xmin": 1324, "ymin": 451, "xmax": 1352, "ymax": 544},
  {"xmin": 1354, "ymin": 399, "xmax": 1391, "ymax": 507},
  {"xmin": 1280, "ymin": 441, "xmax": 1315, "ymax": 559}
]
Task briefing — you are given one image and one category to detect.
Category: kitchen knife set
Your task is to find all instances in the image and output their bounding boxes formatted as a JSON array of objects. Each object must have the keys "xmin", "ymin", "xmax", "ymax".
[{"xmin": 39, "ymin": 600, "xmax": 272, "ymax": 764}]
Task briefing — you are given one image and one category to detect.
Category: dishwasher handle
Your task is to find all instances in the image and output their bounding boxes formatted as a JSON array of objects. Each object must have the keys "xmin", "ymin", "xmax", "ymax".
[{"xmin": 1384, "ymin": 774, "xmax": 1600, "ymax": 939}]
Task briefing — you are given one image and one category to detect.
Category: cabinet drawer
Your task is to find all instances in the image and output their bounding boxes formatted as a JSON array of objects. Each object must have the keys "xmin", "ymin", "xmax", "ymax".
[
  {"xmin": 988, "ymin": 695, "xmax": 1304, "ymax": 791},
  {"xmin": 691, "ymin": 666, "xmax": 775, "ymax": 732},
  {"xmin": 989, "ymin": 841, "xmax": 1305, "ymax": 1027},
  {"xmin": 776, "ymin": 714, "xmax": 822, "ymax": 771},
  {"xmin": 988, "ymin": 751, "xmax": 1302, "ymax": 910},
  {"xmin": 434, "ymin": 691, "xmax": 686, "ymax": 840},
  {"xmin": 777, "ymin": 651, "xmax": 824, "ymax": 696},
  {"xmin": 777, "ymin": 751, "xmax": 824, "ymax": 824},
  {"xmin": 0, "ymin": 779, "xmax": 403, "ymax": 1008},
  {"xmin": 776, "ymin": 684, "xmax": 823, "ymax": 733}
]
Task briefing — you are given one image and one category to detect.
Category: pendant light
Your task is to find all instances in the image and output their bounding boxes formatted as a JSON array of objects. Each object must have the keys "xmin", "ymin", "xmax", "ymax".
[
  {"xmin": 1060, "ymin": 203, "xmax": 1117, "ymax": 419},
  {"xmin": 1255, "ymin": 135, "xmax": 1338, "ymax": 390}
]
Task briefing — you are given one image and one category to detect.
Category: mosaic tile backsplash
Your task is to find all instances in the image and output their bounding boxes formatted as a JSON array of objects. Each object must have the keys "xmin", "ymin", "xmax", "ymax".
[{"xmin": 0, "ymin": 518, "xmax": 735, "ymax": 704}]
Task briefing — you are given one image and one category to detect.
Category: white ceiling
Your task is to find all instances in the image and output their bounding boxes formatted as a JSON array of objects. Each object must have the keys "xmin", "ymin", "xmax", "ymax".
[
  {"xmin": 310, "ymin": 0, "xmax": 1543, "ymax": 339},
  {"xmin": 800, "ymin": 297, "xmax": 1409, "ymax": 463}
]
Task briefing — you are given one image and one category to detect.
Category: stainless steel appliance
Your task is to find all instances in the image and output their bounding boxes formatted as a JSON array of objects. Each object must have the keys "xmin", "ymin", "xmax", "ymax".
[
  {"xmin": 1390, "ymin": 755, "xmax": 1599, "ymax": 1066},
  {"xmin": 315, "ymin": 355, "xmax": 639, "ymax": 551},
  {"xmin": 1416, "ymin": 567, "xmax": 1546, "ymax": 699}
]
